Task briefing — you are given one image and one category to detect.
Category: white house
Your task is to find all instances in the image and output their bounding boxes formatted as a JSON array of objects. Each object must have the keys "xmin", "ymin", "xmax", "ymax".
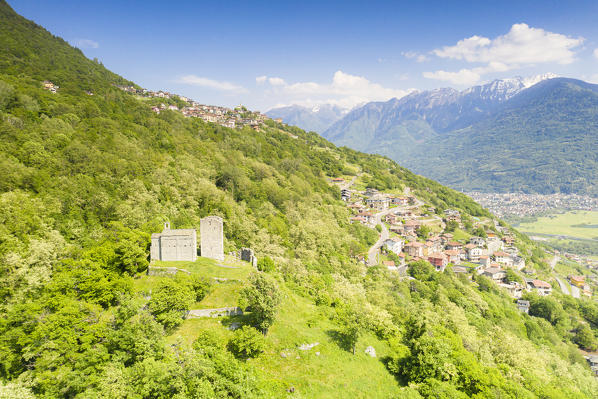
[
  {"xmin": 366, "ymin": 193, "xmax": 390, "ymax": 210},
  {"xmin": 383, "ymin": 237, "xmax": 404, "ymax": 255},
  {"xmin": 527, "ymin": 279, "xmax": 552, "ymax": 296}
]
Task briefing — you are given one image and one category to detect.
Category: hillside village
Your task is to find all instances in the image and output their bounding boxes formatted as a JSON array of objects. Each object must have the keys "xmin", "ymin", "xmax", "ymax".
[
  {"xmin": 116, "ymin": 84, "xmax": 276, "ymax": 130},
  {"xmin": 333, "ymin": 176, "xmax": 596, "ymax": 303}
]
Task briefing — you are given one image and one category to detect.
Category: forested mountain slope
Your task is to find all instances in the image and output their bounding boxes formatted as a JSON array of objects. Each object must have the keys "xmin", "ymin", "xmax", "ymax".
[
  {"xmin": 1, "ymin": 2, "xmax": 598, "ymax": 398},
  {"xmin": 405, "ymin": 78, "xmax": 598, "ymax": 194}
]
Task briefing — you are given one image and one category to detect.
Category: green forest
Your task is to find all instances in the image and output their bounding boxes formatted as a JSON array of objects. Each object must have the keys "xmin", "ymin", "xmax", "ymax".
[{"xmin": 2, "ymin": 1, "xmax": 598, "ymax": 397}]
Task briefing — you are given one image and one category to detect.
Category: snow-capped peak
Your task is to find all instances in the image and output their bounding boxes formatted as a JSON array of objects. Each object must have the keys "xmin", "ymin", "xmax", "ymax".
[{"xmin": 521, "ymin": 72, "xmax": 559, "ymax": 88}]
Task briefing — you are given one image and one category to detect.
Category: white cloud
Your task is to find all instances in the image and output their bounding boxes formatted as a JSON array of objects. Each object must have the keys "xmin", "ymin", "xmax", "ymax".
[
  {"xmin": 258, "ymin": 70, "xmax": 414, "ymax": 109},
  {"xmin": 255, "ymin": 75, "xmax": 267, "ymax": 84},
  {"xmin": 268, "ymin": 77, "xmax": 286, "ymax": 86},
  {"xmin": 594, "ymin": 48, "xmax": 598, "ymax": 59},
  {"xmin": 402, "ymin": 51, "xmax": 429, "ymax": 62},
  {"xmin": 424, "ymin": 23, "xmax": 584, "ymax": 85},
  {"xmin": 178, "ymin": 75, "xmax": 247, "ymax": 93},
  {"xmin": 73, "ymin": 39, "xmax": 99, "ymax": 49},
  {"xmin": 423, "ymin": 69, "xmax": 481, "ymax": 86}
]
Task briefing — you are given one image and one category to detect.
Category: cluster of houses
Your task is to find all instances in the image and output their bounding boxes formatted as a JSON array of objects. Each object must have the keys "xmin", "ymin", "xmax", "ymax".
[
  {"xmin": 42, "ymin": 80, "xmax": 59, "ymax": 93},
  {"xmin": 342, "ymin": 184, "xmax": 556, "ymax": 299},
  {"xmin": 116, "ymin": 85, "xmax": 270, "ymax": 130},
  {"xmin": 569, "ymin": 275, "xmax": 593, "ymax": 297}
]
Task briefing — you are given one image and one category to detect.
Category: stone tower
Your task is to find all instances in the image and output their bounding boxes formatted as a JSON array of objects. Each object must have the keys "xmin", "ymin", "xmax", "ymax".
[{"xmin": 200, "ymin": 216, "xmax": 224, "ymax": 261}]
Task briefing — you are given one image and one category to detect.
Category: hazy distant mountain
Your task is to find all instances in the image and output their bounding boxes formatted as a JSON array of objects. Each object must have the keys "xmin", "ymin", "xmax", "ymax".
[
  {"xmin": 266, "ymin": 104, "xmax": 348, "ymax": 133},
  {"xmin": 322, "ymin": 75, "xmax": 598, "ymax": 196},
  {"xmin": 323, "ymin": 74, "xmax": 558, "ymax": 156}
]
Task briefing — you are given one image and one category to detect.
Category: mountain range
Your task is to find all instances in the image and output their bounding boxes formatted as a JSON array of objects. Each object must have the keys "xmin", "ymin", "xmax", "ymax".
[{"xmin": 315, "ymin": 74, "xmax": 598, "ymax": 196}]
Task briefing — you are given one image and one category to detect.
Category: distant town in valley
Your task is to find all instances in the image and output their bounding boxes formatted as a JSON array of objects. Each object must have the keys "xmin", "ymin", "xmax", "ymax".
[{"xmin": 466, "ymin": 192, "xmax": 598, "ymax": 218}]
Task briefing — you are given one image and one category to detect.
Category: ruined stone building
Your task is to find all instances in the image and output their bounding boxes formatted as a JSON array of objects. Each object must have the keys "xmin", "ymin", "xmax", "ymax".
[
  {"xmin": 150, "ymin": 222, "xmax": 197, "ymax": 261},
  {"xmin": 200, "ymin": 216, "xmax": 224, "ymax": 261}
]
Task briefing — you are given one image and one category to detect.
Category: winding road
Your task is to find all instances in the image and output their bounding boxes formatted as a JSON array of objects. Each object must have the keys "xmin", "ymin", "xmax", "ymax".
[
  {"xmin": 551, "ymin": 256, "xmax": 581, "ymax": 298},
  {"xmin": 366, "ymin": 208, "xmax": 393, "ymax": 266},
  {"xmin": 366, "ymin": 197, "xmax": 426, "ymax": 266}
]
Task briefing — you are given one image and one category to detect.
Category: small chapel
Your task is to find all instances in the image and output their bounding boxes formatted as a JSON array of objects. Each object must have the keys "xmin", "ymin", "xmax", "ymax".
[{"xmin": 150, "ymin": 222, "xmax": 197, "ymax": 262}]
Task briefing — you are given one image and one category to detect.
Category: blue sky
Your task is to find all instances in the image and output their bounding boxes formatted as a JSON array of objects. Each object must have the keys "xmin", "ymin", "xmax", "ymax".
[{"xmin": 11, "ymin": 0, "xmax": 598, "ymax": 110}]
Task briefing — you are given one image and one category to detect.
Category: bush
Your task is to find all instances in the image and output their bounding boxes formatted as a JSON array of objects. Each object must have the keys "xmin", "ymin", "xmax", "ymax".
[
  {"xmin": 240, "ymin": 272, "xmax": 282, "ymax": 334},
  {"xmin": 148, "ymin": 279, "xmax": 194, "ymax": 331},
  {"xmin": 573, "ymin": 323, "xmax": 598, "ymax": 351},
  {"xmin": 189, "ymin": 275, "xmax": 212, "ymax": 302},
  {"xmin": 257, "ymin": 256, "xmax": 275, "ymax": 272},
  {"xmin": 227, "ymin": 326, "xmax": 265, "ymax": 359},
  {"xmin": 407, "ymin": 260, "xmax": 436, "ymax": 281}
]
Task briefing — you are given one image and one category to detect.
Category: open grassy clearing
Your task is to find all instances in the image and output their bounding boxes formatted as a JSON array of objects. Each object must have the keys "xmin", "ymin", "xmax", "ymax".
[
  {"xmin": 169, "ymin": 286, "xmax": 401, "ymax": 398},
  {"xmin": 517, "ymin": 210, "xmax": 598, "ymax": 240}
]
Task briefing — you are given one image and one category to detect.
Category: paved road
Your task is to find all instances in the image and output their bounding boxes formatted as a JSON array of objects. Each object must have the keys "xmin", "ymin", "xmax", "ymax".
[
  {"xmin": 570, "ymin": 283, "xmax": 581, "ymax": 298},
  {"xmin": 367, "ymin": 208, "xmax": 393, "ymax": 266},
  {"xmin": 555, "ymin": 276, "xmax": 571, "ymax": 295},
  {"xmin": 340, "ymin": 175, "xmax": 358, "ymax": 191},
  {"xmin": 550, "ymin": 256, "xmax": 580, "ymax": 298},
  {"xmin": 366, "ymin": 198, "xmax": 425, "ymax": 266},
  {"xmin": 549, "ymin": 255, "xmax": 560, "ymax": 270}
]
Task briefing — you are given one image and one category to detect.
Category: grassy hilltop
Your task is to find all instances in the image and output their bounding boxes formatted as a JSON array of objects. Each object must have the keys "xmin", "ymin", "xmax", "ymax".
[{"xmin": 2, "ymin": 1, "xmax": 598, "ymax": 398}]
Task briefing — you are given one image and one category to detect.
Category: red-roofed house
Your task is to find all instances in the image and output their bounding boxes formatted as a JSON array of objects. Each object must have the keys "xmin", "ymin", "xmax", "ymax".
[
  {"xmin": 527, "ymin": 279, "xmax": 552, "ymax": 296},
  {"xmin": 405, "ymin": 241, "xmax": 424, "ymax": 257},
  {"xmin": 493, "ymin": 251, "xmax": 513, "ymax": 266},
  {"xmin": 428, "ymin": 253, "xmax": 448, "ymax": 271},
  {"xmin": 403, "ymin": 220, "xmax": 421, "ymax": 234},
  {"xmin": 446, "ymin": 241, "xmax": 463, "ymax": 251},
  {"xmin": 444, "ymin": 250, "xmax": 461, "ymax": 265}
]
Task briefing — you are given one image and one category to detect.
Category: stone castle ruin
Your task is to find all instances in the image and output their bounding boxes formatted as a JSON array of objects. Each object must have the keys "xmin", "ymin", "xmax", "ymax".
[
  {"xmin": 150, "ymin": 222, "xmax": 197, "ymax": 262},
  {"xmin": 200, "ymin": 216, "xmax": 224, "ymax": 261},
  {"xmin": 240, "ymin": 248, "xmax": 258, "ymax": 268}
]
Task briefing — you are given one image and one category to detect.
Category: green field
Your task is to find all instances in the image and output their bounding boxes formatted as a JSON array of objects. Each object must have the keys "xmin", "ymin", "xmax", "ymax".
[
  {"xmin": 132, "ymin": 258, "xmax": 401, "ymax": 397},
  {"xmin": 516, "ymin": 210, "xmax": 598, "ymax": 240}
]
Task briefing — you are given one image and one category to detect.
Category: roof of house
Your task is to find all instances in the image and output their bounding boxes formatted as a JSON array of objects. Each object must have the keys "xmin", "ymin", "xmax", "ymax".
[
  {"xmin": 368, "ymin": 193, "xmax": 388, "ymax": 201},
  {"xmin": 484, "ymin": 267, "xmax": 504, "ymax": 275},
  {"xmin": 493, "ymin": 251, "xmax": 510, "ymax": 257},
  {"xmin": 447, "ymin": 241, "xmax": 463, "ymax": 246},
  {"xmin": 465, "ymin": 243, "xmax": 477, "ymax": 249},
  {"xmin": 531, "ymin": 280, "xmax": 551, "ymax": 289},
  {"xmin": 445, "ymin": 250, "xmax": 460, "ymax": 256},
  {"xmin": 383, "ymin": 260, "xmax": 395, "ymax": 266},
  {"xmin": 452, "ymin": 266, "xmax": 468, "ymax": 273},
  {"xmin": 405, "ymin": 241, "xmax": 424, "ymax": 247}
]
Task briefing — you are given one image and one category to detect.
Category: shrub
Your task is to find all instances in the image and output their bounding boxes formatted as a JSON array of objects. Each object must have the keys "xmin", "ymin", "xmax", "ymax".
[
  {"xmin": 257, "ymin": 256, "xmax": 275, "ymax": 272},
  {"xmin": 227, "ymin": 326, "xmax": 265, "ymax": 359},
  {"xmin": 148, "ymin": 279, "xmax": 194, "ymax": 331}
]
